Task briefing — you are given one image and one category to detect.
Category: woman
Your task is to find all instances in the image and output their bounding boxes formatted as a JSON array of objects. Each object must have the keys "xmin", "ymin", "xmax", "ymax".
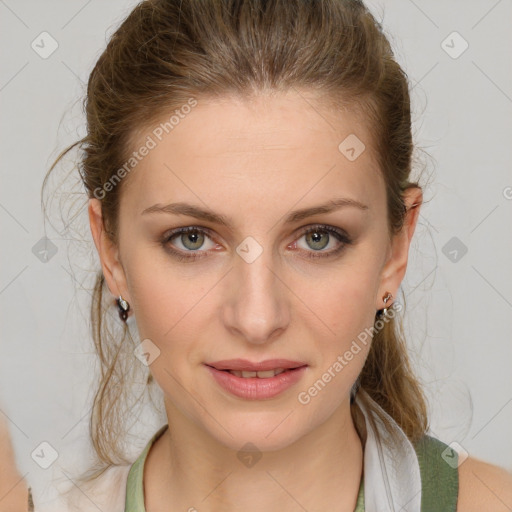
[{"xmin": 36, "ymin": 0, "xmax": 512, "ymax": 510}]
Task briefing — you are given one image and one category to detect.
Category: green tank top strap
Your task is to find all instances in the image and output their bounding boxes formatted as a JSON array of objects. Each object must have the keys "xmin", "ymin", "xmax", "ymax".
[
  {"xmin": 413, "ymin": 434, "xmax": 459, "ymax": 511},
  {"xmin": 353, "ymin": 477, "xmax": 365, "ymax": 511},
  {"xmin": 352, "ymin": 434, "xmax": 458, "ymax": 512},
  {"xmin": 124, "ymin": 439, "xmax": 149, "ymax": 512},
  {"xmin": 125, "ymin": 424, "xmax": 169, "ymax": 512}
]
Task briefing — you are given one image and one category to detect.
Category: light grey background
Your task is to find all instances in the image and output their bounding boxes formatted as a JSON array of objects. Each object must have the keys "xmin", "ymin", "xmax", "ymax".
[{"xmin": 1, "ymin": 0, "xmax": 511, "ymax": 506}]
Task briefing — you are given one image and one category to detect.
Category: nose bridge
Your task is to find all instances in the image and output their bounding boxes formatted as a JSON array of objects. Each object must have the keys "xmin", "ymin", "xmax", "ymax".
[{"xmin": 225, "ymin": 237, "xmax": 288, "ymax": 344}]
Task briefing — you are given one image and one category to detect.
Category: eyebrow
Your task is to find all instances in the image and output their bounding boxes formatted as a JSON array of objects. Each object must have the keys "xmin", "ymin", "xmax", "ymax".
[{"xmin": 141, "ymin": 197, "xmax": 369, "ymax": 226}]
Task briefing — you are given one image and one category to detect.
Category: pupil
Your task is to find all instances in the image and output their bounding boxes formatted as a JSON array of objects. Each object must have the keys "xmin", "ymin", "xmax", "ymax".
[
  {"xmin": 307, "ymin": 230, "xmax": 328, "ymax": 250},
  {"xmin": 182, "ymin": 230, "xmax": 203, "ymax": 250}
]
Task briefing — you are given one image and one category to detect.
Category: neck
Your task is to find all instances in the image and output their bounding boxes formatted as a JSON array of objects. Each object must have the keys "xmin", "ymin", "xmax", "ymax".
[{"xmin": 144, "ymin": 397, "xmax": 365, "ymax": 511}]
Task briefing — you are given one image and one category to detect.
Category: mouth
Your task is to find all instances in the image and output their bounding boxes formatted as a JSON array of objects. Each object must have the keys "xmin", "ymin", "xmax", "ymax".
[
  {"xmin": 206, "ymin": 366, "xmax": 306, "ymax": 379},
  {"xmin": 204, "ymin": 362, "xmax": 308, "ymax": 400},
  {"xmin": 204, "ymin": 358, "xmax": 308, "ymax": 375}
]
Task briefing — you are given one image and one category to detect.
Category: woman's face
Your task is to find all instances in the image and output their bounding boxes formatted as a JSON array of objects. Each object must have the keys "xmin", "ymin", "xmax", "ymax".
[{"xmin": 90, "ymin": 90, "xmax": 419, "ymax": 451}]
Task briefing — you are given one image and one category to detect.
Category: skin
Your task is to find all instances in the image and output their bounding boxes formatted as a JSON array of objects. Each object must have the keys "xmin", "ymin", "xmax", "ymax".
[
  {"xmin": 88, "ymin": 90, "xmax": 512, "ymax": 511},
  {"xmin": 0, "ymin": 415, "xmax": 30, "ymax": 512}
]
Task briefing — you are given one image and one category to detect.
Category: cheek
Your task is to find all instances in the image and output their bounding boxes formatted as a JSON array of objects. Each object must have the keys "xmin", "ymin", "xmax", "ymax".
[
  {"xmin": 123, "ymin": 248, "xmax": 216, "ymax": 347},
  {"xmin": 315, "ymin": 260, "xmax": 380, "ymax": 335},
  {"xmin": 300, "ymin": 257, "xmax": 379, "ymax": 388},
  {"xmin": 121, "ymin": 247, "xmax": 179, "ymax": 339}
]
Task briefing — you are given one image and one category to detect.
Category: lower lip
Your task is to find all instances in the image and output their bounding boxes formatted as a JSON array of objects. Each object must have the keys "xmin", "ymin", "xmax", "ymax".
[{"xmin": 205, "ymin": 365, "xmax": 308, "ymax": 400}]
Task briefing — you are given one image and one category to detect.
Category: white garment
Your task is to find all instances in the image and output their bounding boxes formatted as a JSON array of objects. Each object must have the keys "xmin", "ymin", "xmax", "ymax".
[
  {"xmin": 355, "ymin": 389, "xmax": 422, "ymax": 511},
  {"xmin": 35, "ymin": 463, "xmax": 130, "ymax": 512},
  {"xmin": 34, "ymin": 390, "xmax": 422, "ymax": 511}
]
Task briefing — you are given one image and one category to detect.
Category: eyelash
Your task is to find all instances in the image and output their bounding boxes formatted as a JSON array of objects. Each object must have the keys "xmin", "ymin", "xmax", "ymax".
[{"xmin": 160, "ymin": 224, "xmax": 353, "ymax": 262}]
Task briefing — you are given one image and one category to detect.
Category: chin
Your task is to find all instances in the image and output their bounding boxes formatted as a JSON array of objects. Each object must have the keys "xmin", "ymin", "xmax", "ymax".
[{"xmin": 204, "ymin": 411, "xmax": 305, "ymax": 453}]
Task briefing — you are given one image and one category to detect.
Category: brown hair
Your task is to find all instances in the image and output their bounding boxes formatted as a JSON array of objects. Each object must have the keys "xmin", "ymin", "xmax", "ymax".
[{"xmin": 43, "ymin": 0, "xmax": 431, "ymax": 491}]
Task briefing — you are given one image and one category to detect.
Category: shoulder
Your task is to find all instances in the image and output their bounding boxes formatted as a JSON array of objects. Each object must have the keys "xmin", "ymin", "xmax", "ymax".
[
  {"xmin": 412, "ymin": 435, "xmax": 512, "ymax": 511},
  {"xmin": 457, "ymin": 456, "xmax": 512, "ymax": 512}
]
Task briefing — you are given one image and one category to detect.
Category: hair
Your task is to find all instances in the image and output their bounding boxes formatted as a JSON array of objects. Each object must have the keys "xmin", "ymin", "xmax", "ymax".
[{"xmin": 42, "ymin": 0, "xmax": 432, "ymax": 492}]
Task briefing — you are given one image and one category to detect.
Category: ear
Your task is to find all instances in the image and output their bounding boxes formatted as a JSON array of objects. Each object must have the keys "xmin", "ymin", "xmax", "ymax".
[
  {"xmin": 88, "ymin": 198, "xmax": 130, "ymax": 302},
  {"xmin": 376, "ymin": 187, "xmax": 423, "ymax": 310}
]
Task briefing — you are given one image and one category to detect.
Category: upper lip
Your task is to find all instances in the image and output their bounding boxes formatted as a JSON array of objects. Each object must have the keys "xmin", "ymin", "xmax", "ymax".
[{"xmin": 205, "ymin": 359, "xmax": 307, "ymax": 371}]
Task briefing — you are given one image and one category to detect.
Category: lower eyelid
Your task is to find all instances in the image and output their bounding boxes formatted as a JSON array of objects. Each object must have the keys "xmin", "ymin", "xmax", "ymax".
[{"xmin": 162, "ymin": 226, "xmax": 351, "ymax": 258}]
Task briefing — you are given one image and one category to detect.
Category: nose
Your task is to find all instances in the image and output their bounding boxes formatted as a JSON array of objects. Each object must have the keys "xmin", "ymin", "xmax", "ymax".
[{"xmin": 221, "ymin": 250, "xmax": 290, "ymax": 345}]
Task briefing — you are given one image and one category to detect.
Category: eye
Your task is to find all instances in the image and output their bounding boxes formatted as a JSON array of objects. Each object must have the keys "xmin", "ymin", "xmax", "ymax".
[
  {"xmin": 161, "ymin": 226, "xmax": 217, "ymax": 261},
  {"xmin": 292, "ymin": 225, "xmax": 353, "ymax": 259},
  {"xmin": 160, "ymin": 224, "xmax": 352, "ymax": 262}
]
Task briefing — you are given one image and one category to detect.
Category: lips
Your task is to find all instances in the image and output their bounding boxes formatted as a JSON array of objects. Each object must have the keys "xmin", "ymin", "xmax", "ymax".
[
  {"xmin": 206, "ymin": 363, "xmax": 308, "ymax": 399},
  {"xmin": 205, "ymin": 358, "xmax": 307, "ymax": 372}
]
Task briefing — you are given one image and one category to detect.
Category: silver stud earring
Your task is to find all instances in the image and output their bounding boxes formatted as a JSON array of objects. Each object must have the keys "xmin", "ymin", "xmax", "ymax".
[
  {"xmin": 116, "ymin": 295, "xmax": 130, "ymax": 322},
  {"xmin": 377, "ymin": 292, "xmax": 393, "ymax": 317}
]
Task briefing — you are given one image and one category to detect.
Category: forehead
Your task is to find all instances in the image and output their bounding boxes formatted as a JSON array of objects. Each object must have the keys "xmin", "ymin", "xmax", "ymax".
[{"xmin": 120, "ymin": 90, "xmax": 385, "ymax": 220}]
